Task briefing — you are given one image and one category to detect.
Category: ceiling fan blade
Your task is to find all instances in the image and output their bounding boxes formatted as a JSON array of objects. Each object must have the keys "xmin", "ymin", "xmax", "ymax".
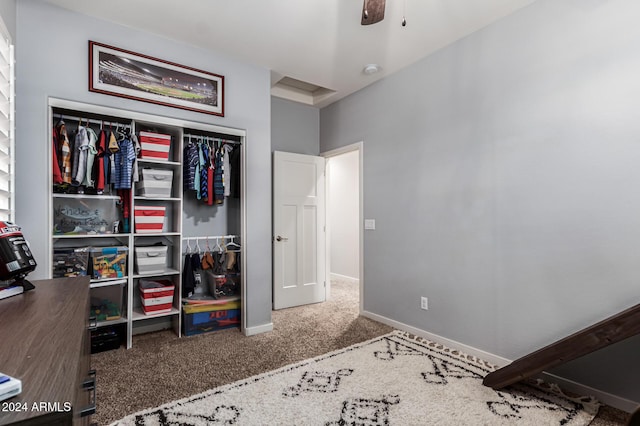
[{"xmin": 361, "ymin": 0, "xmax": 386, "ymax": 25}]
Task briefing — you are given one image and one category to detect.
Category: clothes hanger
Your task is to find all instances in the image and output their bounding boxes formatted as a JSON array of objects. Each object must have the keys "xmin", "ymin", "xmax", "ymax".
[
  {"xmin": 215, "ymin": 237, "xmax": 223, "ymax": 253},
  {"xmin": 201, "ymin": 236, "xmax": 214, "ymax": 270},
  {"xmin": 226, "ymin": 236, "xmax": 241, "ymax": 251},
  {"xmin": 115, "ymin": 123, "xmax": 126, "ymax": 141}
]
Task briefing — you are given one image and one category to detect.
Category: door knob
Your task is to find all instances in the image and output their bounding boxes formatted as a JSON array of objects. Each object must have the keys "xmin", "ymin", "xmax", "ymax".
[{"xmin": 276, "ymin": 236, "xmax": 289, "ymax": 242}]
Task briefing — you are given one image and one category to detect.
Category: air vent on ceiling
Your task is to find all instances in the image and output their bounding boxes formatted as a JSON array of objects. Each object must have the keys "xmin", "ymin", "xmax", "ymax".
[{"xmin": 271, "ymin": 76, "xmax": 335, "ymax": 106}]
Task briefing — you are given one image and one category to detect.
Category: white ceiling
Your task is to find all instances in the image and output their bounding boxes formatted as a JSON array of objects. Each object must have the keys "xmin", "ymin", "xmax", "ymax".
[{"xmin": 44, "ymin": 0, "xmax": 537, "ymax": 108}]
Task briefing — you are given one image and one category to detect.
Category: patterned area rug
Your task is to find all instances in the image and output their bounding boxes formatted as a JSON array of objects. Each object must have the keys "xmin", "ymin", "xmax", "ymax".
[{"xmin": 110, "ymin": 331, "xmax": 599, "ymax": 425}]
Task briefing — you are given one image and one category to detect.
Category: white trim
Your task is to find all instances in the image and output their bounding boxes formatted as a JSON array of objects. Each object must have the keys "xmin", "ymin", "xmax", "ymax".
[
  {"xmin": 245, "ymin": 322, "xmax": 273, "ymax": 336},
  {"xmin": 48, "ymin": 98, "xmax": 245, "ymax": 137},
  {"xmin": 321, "ymin": 142, "xmax": 364, "ymax": 315},
  {"xmin": 540, "ymin": 373, "xmax": 639, "ymax": 413},
  {"xmin": 361, "ymin": 310, "xmax": 511, "ymax": 367},
  {"xmin": 240, "ymin": 131, "xmax": 248, "ymax": 336},
  {"xmin": 361, "ymin": 310, "xmax": 639, "ymax": 413},
  {"xmin": 329, "ymin": 272, "xmax": 359, "ymax": 285}
]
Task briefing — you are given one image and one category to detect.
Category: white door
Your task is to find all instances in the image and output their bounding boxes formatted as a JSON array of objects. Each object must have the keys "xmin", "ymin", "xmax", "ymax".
[{"xmin": 273, "ymin": 151, "xmax": 326, "ymax": 310}]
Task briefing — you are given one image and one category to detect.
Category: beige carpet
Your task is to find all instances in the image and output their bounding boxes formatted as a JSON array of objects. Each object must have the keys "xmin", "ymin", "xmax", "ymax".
[{"xmin": 91, "ymin": 280, "xmax": 631, "ymax": 425}]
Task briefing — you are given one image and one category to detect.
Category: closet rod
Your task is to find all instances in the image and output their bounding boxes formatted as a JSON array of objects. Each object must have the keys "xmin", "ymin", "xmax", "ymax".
[
  {"xmin": 54, "ymin": 113, "xmax": 132, "ymax": 129},
  {"xmin": 182, "ymin": 235, "xmax": 239, "ymax": 241},
  {"xmin": 183, "ymin": 133, "xmax": 242, "ymax": 146}
]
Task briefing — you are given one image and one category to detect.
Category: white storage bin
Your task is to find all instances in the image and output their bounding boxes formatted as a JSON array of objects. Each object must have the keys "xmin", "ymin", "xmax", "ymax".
[
  {"xmin": 135, "ymin": 245, "xmax": 168, "ymax": 274},
  {"xmin": 138, "ymin": 168, "xmax": 173, "ymax": 197}
]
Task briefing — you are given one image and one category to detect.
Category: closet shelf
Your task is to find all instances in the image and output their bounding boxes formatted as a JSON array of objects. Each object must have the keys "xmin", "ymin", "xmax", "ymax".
[
  {"xmin": 133, "ymin": 232, "xmax": 181, "ymax": 237},
  {"xmin": 90, "ymin": 278, "xmax": 128, "ymax": 289},
  {"xmin": 53, "ymin": 193, "xmax": 120, "ymax": 200},
  {"xmin": 96, "ymin": 316, "xmax": 128, "ymax": 328},
  {"xmin": 132, "ymin": 268, "xmax": 180, "ymax": 279},
  {"xmin": 134, "ymin": 196, "xmax": 181, "ymax": 202},
  {"xmin": 53, "ymin": 233, "xmax": 130, "ymax": 239},
  {"xmin": 131, "ymin": 307, "xmax": 179, "ymax": 321},
  {"xmin": 138, "ymin": 158, "xmax": 180, "ymax": 167}
]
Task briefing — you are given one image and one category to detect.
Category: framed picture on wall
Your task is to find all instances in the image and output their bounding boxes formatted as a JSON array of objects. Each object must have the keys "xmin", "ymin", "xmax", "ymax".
[{"xmin": 89, "ymin": 41, "xmax": 224, "ymax": 117}]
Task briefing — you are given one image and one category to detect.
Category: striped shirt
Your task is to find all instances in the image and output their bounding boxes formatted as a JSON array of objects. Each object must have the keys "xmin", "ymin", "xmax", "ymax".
[{"xmin": 113, "ymin": 137, "xmax": 136, "ymax": 189}]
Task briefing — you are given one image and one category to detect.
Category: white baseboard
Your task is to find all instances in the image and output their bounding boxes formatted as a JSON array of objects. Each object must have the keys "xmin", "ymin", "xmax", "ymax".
[
  {"xmin": 244, "ymin": 322, "xmax": 273, "ymax": 336},
  {"xmin": 330, "ymin": 273, "xmax": 359, "ymax": 284},
  {"xmin": 539, "ymin": 372, "xmax": 639, "ymax": 413},
  {"xmin": 361, "ymin": 310, "xmax": 638, "ymax": 413}
]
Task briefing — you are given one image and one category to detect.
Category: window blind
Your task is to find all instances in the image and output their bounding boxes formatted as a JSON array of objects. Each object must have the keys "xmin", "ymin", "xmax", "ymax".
[{"xmin": 0, "ymin": 20, "xmax": 14, "ymax": 222}]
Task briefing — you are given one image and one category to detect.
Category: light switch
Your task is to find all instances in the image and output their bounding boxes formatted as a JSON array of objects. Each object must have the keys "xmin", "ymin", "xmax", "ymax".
[{"xmin": 364, "ymin": 219, "xmax": 376, "ymax": 230}]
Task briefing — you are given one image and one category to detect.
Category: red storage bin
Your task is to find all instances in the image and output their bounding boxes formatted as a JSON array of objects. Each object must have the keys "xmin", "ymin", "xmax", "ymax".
[
  {"xmin": 139, "ymin": 279, "xmax": 175, "ymax": 315},
  {"xmin": 134, "ymin": 206, "xmax": 166, "ymax": 233},
  {"xmin": 141, "ymin": 303, "xmax": 172, "ymax": 315},
  {"xmin": 139, "ymin": 131, "xmax": 171, "ymax": 161}
]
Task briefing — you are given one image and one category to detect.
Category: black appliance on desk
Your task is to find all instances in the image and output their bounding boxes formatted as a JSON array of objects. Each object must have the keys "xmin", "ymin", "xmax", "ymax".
[{"xmin": 0, "ymin": 221, "xmax": 37, "ymax": 298}]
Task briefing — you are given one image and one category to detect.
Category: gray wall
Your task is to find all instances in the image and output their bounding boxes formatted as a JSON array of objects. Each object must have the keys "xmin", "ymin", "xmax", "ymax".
[
  {"xmin": 15, "ymin": 0, "xmax": 272, "ymax": 330},
  {"xmin": 320, "ymin": 0, "xmax": 640, "ymax": 403},
  {"xmin": 271, "ymin": 97, "xmax": 319, "ymax": 155}
]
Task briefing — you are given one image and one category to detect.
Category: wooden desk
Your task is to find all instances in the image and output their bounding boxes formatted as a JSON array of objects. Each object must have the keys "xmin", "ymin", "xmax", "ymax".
[{"xmin": 0, "ymin": 277, "xmax": 93, "ymax": 426}]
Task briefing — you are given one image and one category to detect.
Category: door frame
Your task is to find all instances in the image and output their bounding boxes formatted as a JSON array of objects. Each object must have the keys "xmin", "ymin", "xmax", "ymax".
[{"xmin": 321, "ymin": 142, "xmax": 364, "ymax": 314}]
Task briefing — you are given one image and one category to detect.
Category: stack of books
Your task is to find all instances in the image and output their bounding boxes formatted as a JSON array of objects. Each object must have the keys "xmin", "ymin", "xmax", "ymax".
[
  {"xmin": 0, "ymin": 282, "xmax": 24, "ymax": 300},
  {"xmin": 0, "ymin": 373, "xmax": 22, "ymax": 402}
]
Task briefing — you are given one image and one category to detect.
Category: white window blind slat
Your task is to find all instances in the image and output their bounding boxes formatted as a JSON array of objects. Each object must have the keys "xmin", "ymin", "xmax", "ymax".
[{"xmin": 0, "ymin": 20, "xmax": 13, "ymax": 222}]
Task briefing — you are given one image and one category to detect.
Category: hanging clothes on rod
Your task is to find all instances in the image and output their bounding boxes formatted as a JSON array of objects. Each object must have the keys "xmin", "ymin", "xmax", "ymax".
[
  {"xmin": 182, "ymin": 135, "xmax": 240, "ymax": 205},
  {"xmin": 213, "ymin": 141, "xmax": 225, "ymax": 205},
  {"xmin": 52, "ymin": 113, "xmax": 139, "ymax": 201},
  {"xmin": 206, "ymin": 141, "xmax": 214, "ymax": 206},
  {"xmin": 53, "ymin": 118, "xmax": 72, "ymax": 186},
  {"xmin": 183, "ymin": 136, "xmax": 198, "ymax": 192},
  {"xmin": 183, "ymin": 133, "xmax": 242, "ymax": 146},
  {"xmin": 181, "ymin": 235, "xmax": 241, "ymax": 300},
  {"xmin": 182, "ymin": 237, "xmax": 201, "ymax": 299},
  {"xmin": 53, "ymin": 113, "xmax": 132, "ymax": 130}
]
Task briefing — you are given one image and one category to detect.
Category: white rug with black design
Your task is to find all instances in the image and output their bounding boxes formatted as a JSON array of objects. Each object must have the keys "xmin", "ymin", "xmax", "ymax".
[{"xmin": 111, "ymin": 331, "xmax": 599, "ymax": 425}]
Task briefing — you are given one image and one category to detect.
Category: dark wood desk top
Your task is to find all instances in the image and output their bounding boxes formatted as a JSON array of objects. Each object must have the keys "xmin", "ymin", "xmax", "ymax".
[{"xmin": 0, "ymin": 277, "xmax": 90, "ymax": 425}]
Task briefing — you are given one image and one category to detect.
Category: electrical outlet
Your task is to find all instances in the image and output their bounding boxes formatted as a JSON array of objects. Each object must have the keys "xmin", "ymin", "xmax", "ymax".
[{"xmin": 421, "ymin": 297, "xmax": 428, "ymax": 310}]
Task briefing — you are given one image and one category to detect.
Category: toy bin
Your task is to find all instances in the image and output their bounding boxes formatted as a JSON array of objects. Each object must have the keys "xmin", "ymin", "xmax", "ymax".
[
  {"xmin": 53, "ymin": 197, "xmax": 119, "ymax": 235},
  {"xmin": 138, "ymin": 168, "xmax": 173, "ymax": 198},
  {"xmin": 139, "ymin": 279, "xmax": 175, "ymax": 315},
  {"xmin": 89, "ymin": 246, "xmax": 128, "ymax": 280},
  {"xmin": 183, "ymin": 300, "xmax": 240, "ymax": 336},
  {"xmin": 90, "ymin": 283, "xmax": 124, "ymax": 322},
  {"xmin": 91, "ymin": 324, "xmax": 124, "ymax": 353},
  {"xmin": 134, "ymin": 205, "xmax": 166, "ymax": 233},
  {"xmin": 135, "ymin": 244, "xmax": 168, "ymax": 274},
  {"xmin": 52, "ymin": 247, "xmax": 90, "ymax": 278},
  {"xmin": 139, "ymin": 131, "xmax": 171, "ymax": 161}
]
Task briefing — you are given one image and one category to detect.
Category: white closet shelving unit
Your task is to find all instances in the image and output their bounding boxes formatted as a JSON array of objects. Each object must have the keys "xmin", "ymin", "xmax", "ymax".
[{"xmin": 47, "ymin": 98, "xmax": 247, "ymax": 349}]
